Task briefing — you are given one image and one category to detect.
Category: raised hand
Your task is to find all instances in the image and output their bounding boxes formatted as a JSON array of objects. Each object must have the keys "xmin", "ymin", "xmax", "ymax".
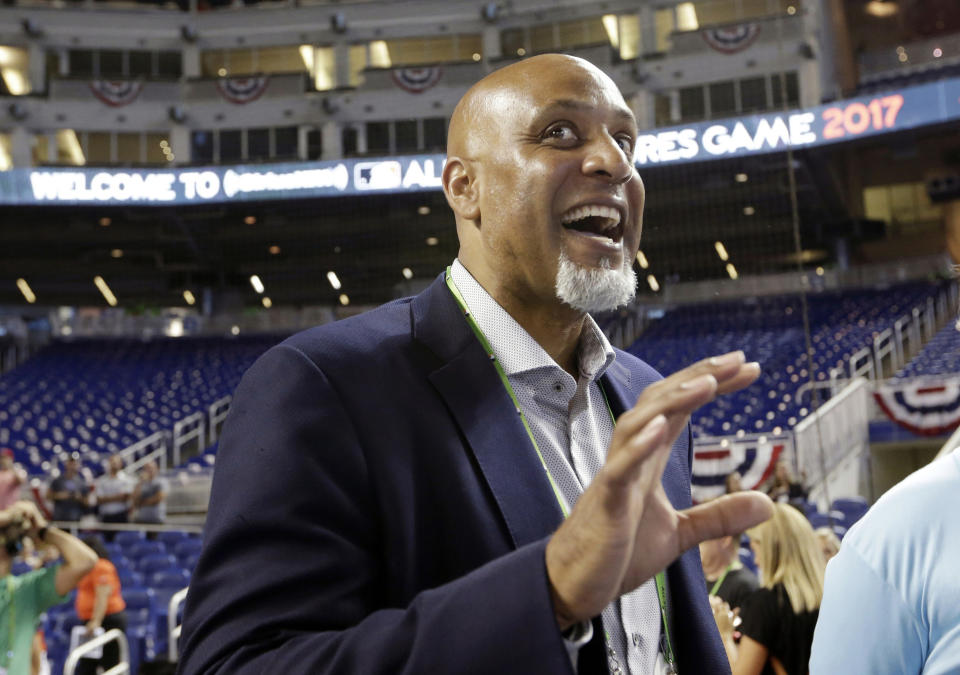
[{"xmin": 545, "ymin": 351, "xmax": 774, "ymax": 629}]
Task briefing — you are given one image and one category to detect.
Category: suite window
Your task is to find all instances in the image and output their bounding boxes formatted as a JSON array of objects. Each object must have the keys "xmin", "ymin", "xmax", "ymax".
[
  {"xmin": 129, "ymin": 51, "xmax": 152, "ymax": 78},
  {"xmin": 157, "ymin": 52, "xmax": 182, "ymax": 79},
  {"xmin": 366, "ymin": 122, "xmax": 390, "ymax": 154},
  {"xmin": 69, "ymin": 50, "xmax": 94, "ymax": 77},
  {"xmin": 740, "ymin": 77, "xmax": 767, "ymax": 112},
  {"xmin": 501, "ymin": 28, "xmax": 525, "ymax": 56},
  {"xmin": 306, "ymin": 128, "xmax": 323, "ymax": 159},
  {"xmin": 116, "ymin": 132, "xmax": 141, "ymax": 164},
  {"xmin": 395, "ymin": 120, "xmax": 419, "ymax": 154},
  {"xmin": 679, "ymin": 86, "xmax": 705, "ymax": 121},
  {"xmin": 275, "ymin": 127, "xmax": 298, "ymax": 160},
  {"xmin": 771, "ymin": 72, "xmax": 799, "ymax": 108},
  {"xmin": 654, "ymin": 8, "xmax": 676, "ymax": 52},
  {"xmin": 219, "ymin": 130, "xmax": 242, "ymax": 163},
  {"xmin": 99, "ymin": 50, "xmax": 124, "ymax": 78},
  {"xmin": 654, "ymin": 93, "xmax": 673, "ymax": 126},
  {"xmin": 709, "ymin": 81, "xmax": 736, "ymax": 118},
  {"xmin": 85, "ymin": 132, "xmax": 111, "ymax": 165},
  {"xmin": 422, "ymin": 117, "xmax": 446, "ymax": 152},
  {"xmin": 247, "ymin": 128, "xmax": 270, "ymax": 161},
  {"xmin": 342, "ymin": 126, "xmax": 359, "ymax": 155},
  {"xmin": 192, "ymin": 131, "xmax": 214, "ymax": 163}
]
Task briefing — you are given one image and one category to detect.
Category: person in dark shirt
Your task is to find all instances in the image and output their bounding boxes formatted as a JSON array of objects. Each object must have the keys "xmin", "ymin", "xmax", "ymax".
[
  {"xmin": 47, "ymin": 455, "xmax": 89, "ymax": 523},
  {"xmin": 713, "ymin": 503, "xmax": 824, "ymax": 675},
  {"xmin": 700, "ymin": 532, "xmax": 758, "ymax": 612}
]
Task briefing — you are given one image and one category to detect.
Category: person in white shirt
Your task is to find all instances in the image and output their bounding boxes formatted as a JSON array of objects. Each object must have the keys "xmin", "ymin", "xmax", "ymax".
[{"xmin": 94, "ymin": 455, "xmax": 134, "ymax": 538}]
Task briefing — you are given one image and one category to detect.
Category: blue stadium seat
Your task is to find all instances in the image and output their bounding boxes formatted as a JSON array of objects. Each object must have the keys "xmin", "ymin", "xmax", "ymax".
[
  {"xmin": 138, "ymin": 553, "xmax": 179, "ymax": 576},
  {"xmin": 129, "ymin": 541, "xmax": 168, "ymax": 560}
]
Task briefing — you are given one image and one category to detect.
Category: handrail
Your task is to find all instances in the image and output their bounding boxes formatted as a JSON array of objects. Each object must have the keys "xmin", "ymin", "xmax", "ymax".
[
  {"xmin": 53, "ymin": 521, "xmax": 204, "ymax": 535},
  {"xmin": 794, "ymin": 377, "xmax": 871, "ymax": 494},
  {"xmin": 118, "ymin": 431, "xmax": 168, "ymax": 473},
  {"xmin": 173, "ymin": 412, "xmax": 205, "ymax": 467},
  {"xmin": 849, "ymin": 347, "xmax": 875, "ymax": 380},
  {"xmin": 208, "ymin": 395, "xmax": 232, "ymax": 446},
  {"xmin": 168, "ymin": 586, "xmax": 190, "ymax": 662},
  {"xmin": 63, "ymin": 628, "xmax": 129, "ymax": 675},
  {"xmin": 873, "ymin": 328, "xmax": 895, "ymax": 379}
]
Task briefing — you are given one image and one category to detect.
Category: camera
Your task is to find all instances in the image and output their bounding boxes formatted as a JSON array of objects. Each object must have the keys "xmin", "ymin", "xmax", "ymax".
[{"xmin": 0, "ymin": 517, "xmax": 29, "ymax": 556}]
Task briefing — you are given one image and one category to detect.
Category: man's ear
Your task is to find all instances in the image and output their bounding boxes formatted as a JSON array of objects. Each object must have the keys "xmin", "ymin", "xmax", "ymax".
[{"xmin": 442, "ymin": 157, "xmax": 480, "ymax": 221}]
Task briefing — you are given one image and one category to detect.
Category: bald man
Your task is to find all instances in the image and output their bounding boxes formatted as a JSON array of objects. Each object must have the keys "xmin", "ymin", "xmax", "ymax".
[{"xmin": 179, "ymin": 55, "xmax": 771, "ymax": 675}]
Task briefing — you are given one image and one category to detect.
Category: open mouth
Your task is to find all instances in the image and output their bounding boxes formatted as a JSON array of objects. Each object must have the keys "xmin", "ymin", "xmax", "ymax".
[{"xmin": 560, "ymin": 204, "xmax": 623, "ymax": 243}]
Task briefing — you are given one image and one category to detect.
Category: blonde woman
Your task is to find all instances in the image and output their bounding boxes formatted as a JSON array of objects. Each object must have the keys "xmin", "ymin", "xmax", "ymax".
[{"xmin": 714, "ymin": 503, "xmax": 825, "ymax": 675}]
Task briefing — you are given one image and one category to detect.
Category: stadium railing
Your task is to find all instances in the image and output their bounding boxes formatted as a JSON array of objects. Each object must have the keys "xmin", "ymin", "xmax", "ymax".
[
  {"xmin": 168, "ymin": 586, "xmax": 190, "ymax": 662},
  {"xmin": 63, "ymin": 628, "xmax": 130, "ymax": 675}
]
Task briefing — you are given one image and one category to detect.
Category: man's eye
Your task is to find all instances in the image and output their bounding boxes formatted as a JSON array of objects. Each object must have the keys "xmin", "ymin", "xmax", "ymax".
[
  {"xmin": 545, "ymin": 125, "xmax": 578, "ymax": 142},
  {"xmin": 615, "ymin": 136, "xmax": 634, "ymax": 154}
]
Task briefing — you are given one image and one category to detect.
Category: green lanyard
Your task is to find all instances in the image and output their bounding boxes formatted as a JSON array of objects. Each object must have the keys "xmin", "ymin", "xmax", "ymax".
[
  {"xmin": 709, "ymin": 563, "xmax": 737, "ymax": 597},
  {"xmin": 445, "ymin": 267, "xmax": 676, "ymax": 671}
]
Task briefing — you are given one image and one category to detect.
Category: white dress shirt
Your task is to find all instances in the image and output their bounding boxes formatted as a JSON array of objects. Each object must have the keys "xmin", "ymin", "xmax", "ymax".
[{"xmin": 450, "ymin": 260, "xmax": 666, "ymax": 674}]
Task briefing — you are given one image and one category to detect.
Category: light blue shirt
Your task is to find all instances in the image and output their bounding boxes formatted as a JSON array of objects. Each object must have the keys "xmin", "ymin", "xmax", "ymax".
[{"xmin": 810, "ymin": 449, "xmax": 960, "ymax": 674}]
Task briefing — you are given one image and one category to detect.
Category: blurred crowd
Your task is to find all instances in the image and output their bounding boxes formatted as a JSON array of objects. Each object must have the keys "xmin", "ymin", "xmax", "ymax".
[{"xmin": 0, "ymin": 449, "xmax": 168, "ymax": 533}]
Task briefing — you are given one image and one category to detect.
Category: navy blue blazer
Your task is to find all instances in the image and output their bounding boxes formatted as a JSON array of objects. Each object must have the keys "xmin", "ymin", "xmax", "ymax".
[{"xmin": 177, "ymin": 274, "xmax": 730, "ymax": 674}]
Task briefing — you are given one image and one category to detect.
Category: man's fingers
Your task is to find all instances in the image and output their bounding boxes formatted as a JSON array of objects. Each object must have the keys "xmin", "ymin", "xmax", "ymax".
[
  {"xmin": 675, "ymin": 492, "xmax": 774, "ymax": 552},
  {"xmin": 603, "ymin": 414, "xmax": 668, "ymax": 486},
  {"xmin": 715, "ymin": 362, "xmax": 761, "ymax": 395}
]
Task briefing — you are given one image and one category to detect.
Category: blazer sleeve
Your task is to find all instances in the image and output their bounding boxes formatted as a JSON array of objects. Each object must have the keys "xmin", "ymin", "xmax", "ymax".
[{"xmin": 177, "ymin": 344, "xmax": 575, "ymax": 675}]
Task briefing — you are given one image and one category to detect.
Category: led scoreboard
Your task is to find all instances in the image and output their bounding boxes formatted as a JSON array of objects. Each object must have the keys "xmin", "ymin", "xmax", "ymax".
[
  {"xmin": 1, "ymin": 76, "xmax": 959, "ymax": 205},
  {"xmin": 634, "ymin": 76, "xmax": 960, "ymax": 166}
]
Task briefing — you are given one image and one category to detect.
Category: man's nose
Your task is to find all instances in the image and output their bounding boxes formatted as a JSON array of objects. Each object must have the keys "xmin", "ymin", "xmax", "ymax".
[{"xmin": 581, "ymin": 135, "xmax": 633, "ymax": 184}]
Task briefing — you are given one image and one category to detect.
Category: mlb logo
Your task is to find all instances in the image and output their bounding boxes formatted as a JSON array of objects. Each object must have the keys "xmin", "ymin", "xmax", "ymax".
[{"xmin": 355, "ymin": 161, "xmax": 402, "ymax": 191}]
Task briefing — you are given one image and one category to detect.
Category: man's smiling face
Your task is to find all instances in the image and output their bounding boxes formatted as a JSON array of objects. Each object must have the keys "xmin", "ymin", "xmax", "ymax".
[{"xmin": 454, "ymin": 55, "xmax": 644, "ymax": 315}]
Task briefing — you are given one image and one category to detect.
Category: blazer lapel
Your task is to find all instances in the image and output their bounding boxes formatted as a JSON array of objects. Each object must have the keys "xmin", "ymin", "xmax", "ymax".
[
  {"xmin": 412, "ymin": 275, "xmax": 565, "ymax": 549},
  {"xmin": 600, "ymin": 356, "xmax": 690, "ymax": 509}
]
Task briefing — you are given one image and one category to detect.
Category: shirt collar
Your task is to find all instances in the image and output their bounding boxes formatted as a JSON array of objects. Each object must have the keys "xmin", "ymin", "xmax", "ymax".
[{"xmin": 449, "ymin": 259, "xmax": 616, "ymax": 381}]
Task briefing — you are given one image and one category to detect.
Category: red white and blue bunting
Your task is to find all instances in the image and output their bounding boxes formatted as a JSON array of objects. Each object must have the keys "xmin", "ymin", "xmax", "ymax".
[
  {"xmin": 691, "ymin": 436, "xmax": 788, "ymax": 503},
  {"xmin": 874, "ymin": 379, "xmax": 960, "ymax": 436},
  {"xmin": 89, "ymin": 80, "xmax": 144, "ymax": 107},
  {"xmin": 391, "ymin": 67, "xmax": 442, "ymax": 94},
  {"xmin": 701, "ymin": 23, "xmax": 761, "ymax": 54},
  {"xmin": 216, "ymin": 76, "xmax": 270, "ymax": 104}
]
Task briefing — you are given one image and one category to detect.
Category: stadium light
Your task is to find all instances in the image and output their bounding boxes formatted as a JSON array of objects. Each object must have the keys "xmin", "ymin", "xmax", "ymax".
[
  {"xmin": 370, "ymin": 41, "xmax": 391, "ymax": 68},
  {"xmin": 735, "ymin": 173, "xmax": 748, "ymax": 183},
  {"xmin": 57, "ymin": 130, "xmax": 85, "ymax": 166},
  {"xmin": 249, "ymin": 275, "xmax": 265, "ymax": 294},
  {"xmin": 16, "ymin": 278, "xmax": 35, "ymax": 304},
  {"xmin": 647, "ymin": 274, "xmax": 660, "ymax": 292},
  {"xmin": 425, "ymin": 237, "xmax": 439, "ymax": 246},
  {"xmin": 339, "ymin": 294, "xmax": 350, "ymax": 306},
  {"xmin": 714, "ymin": 241, "xmax": 729, "ymax": 261},
  {"xmin": 299, "ymin": 45, "xmax": 314, "ymax": 73},
  {"xmin": 865, "ymin": 1, "xmax": 898, "ymax": 18},
  {"xmin": 636, "ymin": 250, "xmax": 649, "ymax": 269},
  {"xmin": 726, "ymin": 263, "xmax": 739, "ymax": 280},
  {"xmin": 93, "ymin": 275, "xmax": 118, "ymax": 306},
  {"xmin": 327, "ymin": 271, "xmax": 342, "ymax": 290},
  {"xmin": 676, "ymin": 2, "xmax": 699, "ymax": 31},
  {"xmin": 0, "ymin": 136, "xmax": 10, "ymax": 171},
  {"xmin": 0, "ymin": 47, "xmax": 30, "ymax": 95},
  {"xmin": 602, "ymin": 15, "xmax": 619, "ymax": 49},
  {"xmin": 262, "ymin": 296, "xmax": 272, "ymax": 308},
  {"xmin": 183, "ymin": 290, "xmax": 196, "ymax": 306},
  {"xmin": 402, "ymin": 267, "xmax": 414, "ymax": 280}
]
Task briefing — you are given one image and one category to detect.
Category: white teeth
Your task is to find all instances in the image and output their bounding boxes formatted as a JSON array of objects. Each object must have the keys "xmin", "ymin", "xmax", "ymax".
[{"xmin": 560, "ymin": 204, "xmax": 622, "ymax": 232}]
